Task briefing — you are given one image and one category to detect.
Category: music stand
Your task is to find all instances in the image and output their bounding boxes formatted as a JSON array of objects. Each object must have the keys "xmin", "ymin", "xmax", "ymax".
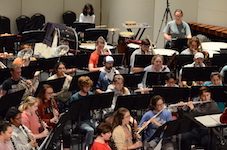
[
  {"xmin": 34, "ymin": 77, "xmax": 65, "ymax": 97},
  {"xmin": 84, "ymin": 28, "xmax": 108, "ymax": 41},
  {"xmin": 72, "ymin": 54, "xmax": 90, "ymax": 69},
  {"xmin": 0, "ymin": 35, "xmax": 17, "ymax": 53},
  {"xmin": 182, "ymin": 66, "xmax": 218, "ymax": 81},
  {"xmin": 176, "ymin": 55, "xmax": 194, "ymax": 69},
  {"xmin": 21, "ymin": 66, "xmax": 37, "ymax": 79},
  {"xmin": 90, "ymin": 92, "xmax": 114, "ymax": 110},
  {"xmin": 72, "ymin": 22, "xmax": 95, "ymax": 33},
  {"xmin": 40, "ymin": 111, "xmax": 71, "ymax": 150},
  {"xmin": 68, "ymin": 71, "xmax": 100, "ymax": 91},
  {"xmin": 121, "ymin": 71, "xmax": 145, "ymax": 90},
  {"xmin": 171, "ymin": 38, "xmax": 188, "ymax": 52},
  {"xmin": 153, "ymin": 87, "xmax": 190, "ymax": 104},
  {"xmin": 146, "ymin": 72, "xmax": 168, "ymax": 87},
  {"xmin": 59, "ymin": 55, "xmax": 74, "ymax": 68},
  {"xmin": 20, "ymin": 30, "xmax": 46, "ymax": 45},
  {"xmin": 114, "ymin": 94, "xmax": 152, "ymax": 111},
  {"xmin": 134, "ymin": 55, "xmax": 153, "ymax": 68},
  {"xmin": 97, "ymin": 54, "xmax": 124, "ymax": 67},
  {"xmin": 147, "ymin": 117, "xmax": 196, "ymax": 142},
  {"xmin": 0, "ymin": 89, "xmax": 25, "ymax": 118},
  {"xmin": 0, "ymin": 68, "xmax": 10, "ymax": 85},
  {"xmin": 212, "ymin": 54, "xmax": 227, "ymax": 68},
  {"xmin": 37, "ymin": 57, "xmax": 59, "ymax": 71}
]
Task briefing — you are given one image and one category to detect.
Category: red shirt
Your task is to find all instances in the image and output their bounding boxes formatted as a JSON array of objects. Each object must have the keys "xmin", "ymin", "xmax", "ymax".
[
  {"xmin": 89, "ymin": 50, "xmax": 110, "ymax": 68},
  {"xmin": 220, "ymin": 109, "xmax": 227, "ymax": 124},
  {"xmin": 90, "ymin": 141, "xmax": 111, "ymax": 150}
]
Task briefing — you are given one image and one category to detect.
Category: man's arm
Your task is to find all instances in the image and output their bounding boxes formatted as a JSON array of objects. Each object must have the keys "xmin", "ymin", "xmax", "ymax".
[
  {"xmin": 88, "ymin": 63, "xmax": 101, "ymax": 72},
  {"xmin": 0, "ymin": 89, "xmax": 7, "ymax": 98}
]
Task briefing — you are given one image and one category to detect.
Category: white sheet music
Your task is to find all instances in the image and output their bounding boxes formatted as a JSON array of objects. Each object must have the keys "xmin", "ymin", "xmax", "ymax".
[{"xmin": 195, "ymin": 114, "xmax": 223, "ymax": 127}]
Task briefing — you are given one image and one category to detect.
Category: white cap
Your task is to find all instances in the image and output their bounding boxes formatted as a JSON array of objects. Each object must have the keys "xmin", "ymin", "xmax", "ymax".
[
  {"xmin": 104, "ymin": 55, "xmax": 114, "ymax": 63},
  {"xmin": 194, "ymin": 52, "xmax": 204, "ymax": 59}
]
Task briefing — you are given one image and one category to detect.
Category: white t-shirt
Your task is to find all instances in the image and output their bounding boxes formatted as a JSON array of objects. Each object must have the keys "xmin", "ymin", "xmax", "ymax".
[{"xmin": 79, "ymin": 13, "xmax": 95, "ymax": 23}]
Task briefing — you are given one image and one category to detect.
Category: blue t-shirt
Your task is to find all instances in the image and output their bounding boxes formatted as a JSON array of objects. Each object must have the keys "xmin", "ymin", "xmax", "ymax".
[
  {"xmin": 70, "ymin": 91, "xmax": 93, "ymax": 121},
  {"xmin": 139, "ymin": 110, "xmax": 172, "ymax": 142}
]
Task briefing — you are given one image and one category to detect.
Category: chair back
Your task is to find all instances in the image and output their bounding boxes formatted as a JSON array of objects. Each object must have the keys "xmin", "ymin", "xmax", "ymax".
[
  {"xmin": 0, "ymin": 16, "xmax": 11, "ymax": 34},
  {"xmin": 30, "ymin": 13, "xmax": 45, "ymax": 30},
  {"xmin": 16, "ymin": 15, "xmax": 30, "ymax": 33},
  {"xmin": 63, "ymin": 11, "xmax": 76, "ymax": 27}
]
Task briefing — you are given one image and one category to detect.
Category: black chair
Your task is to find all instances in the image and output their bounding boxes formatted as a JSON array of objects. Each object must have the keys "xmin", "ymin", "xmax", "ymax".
[
  {"xmin": 63, "ymin": 11, "xmax": 76, "ymax": 27},
  {"xmin": 16, "ymin": 15, "xmax": 30, "ymax": 34},
  {"xmin": 0, "ymin": 16, "xmax": 11, "ymax": 34},
  {"xmin": 30, "ymin": 13, "xmax": 45, "ymax": 30},
  {"xmin": 84, "ymin": 28, "xmax": 108, "ymax": 41}
]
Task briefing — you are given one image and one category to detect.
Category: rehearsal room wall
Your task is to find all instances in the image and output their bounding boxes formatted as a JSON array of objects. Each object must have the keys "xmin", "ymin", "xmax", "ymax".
[{"xmin": 197, "ymin": 0, "xmax": 227, "ymax": 27}]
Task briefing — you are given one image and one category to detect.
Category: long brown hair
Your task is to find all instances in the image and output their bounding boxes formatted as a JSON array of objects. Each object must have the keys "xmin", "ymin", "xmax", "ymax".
[
  {"xmin": 37, "ymin": 84, "xmax": 53, "ymax": 107},
  {"xmin": 147, "ymin": 95, "xmax": 164, "ymax": 111},
  {"xmin": 112, "ymin": 107, "xmax": 129, "ymax": 129}
]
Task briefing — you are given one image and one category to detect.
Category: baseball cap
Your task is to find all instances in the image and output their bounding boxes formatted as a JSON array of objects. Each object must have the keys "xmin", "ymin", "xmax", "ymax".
[
  {"xmin": 194, "ymin": 52, "xmax": 204, "ymax": 59},
  {"xmin": 103, "ymin": 55, "xmax": 114, "ymax": 63}
]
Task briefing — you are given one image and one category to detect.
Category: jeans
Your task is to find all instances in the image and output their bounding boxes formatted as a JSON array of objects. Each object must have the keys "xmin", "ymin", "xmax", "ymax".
[{"xmin": 80, "ymin": 120, "xmax": 97, "ymax": 145}]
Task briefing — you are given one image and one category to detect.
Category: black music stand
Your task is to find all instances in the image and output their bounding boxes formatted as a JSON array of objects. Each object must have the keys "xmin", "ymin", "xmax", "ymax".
[
  {"xmin": 0, "ymin": 89, "xmax": 25, "ymax": 118},
  {"xmin": 72, "ymin": 54, "xmax": 90, "ymax": 69},
  {"xmin": 121, "ymin": 71, "xmax": 145, "ymax": 90},
  {"xmin": 59, "ymin": 55, "xmax": 74, "ymax": 68},
  {"xmin": 84, "ymin": 28, "xmax": 108, "ymax": 41},
  {"xmin": 72, "ymin": 22, "xmax": 95, "ymax": 33},
  {"xmin": 134, "ymin": 55, "xmax": 153, "ymax": 68},
  {"xmin": 40, "ymin": 111, "xmax": 71, "ymax": 150},
  {"xmin": 0, "ymin": 68, "xmax": 10, "ymax": 85},
  {"xmin": 171, "ymin": 38, "xmax": 188, "ymax": 53},
  {"xmin": 68, "ymin": 71, "xmax": 100, "ymax": 92},
  {"xmin": 97, "ymin": 54, "xmax": 124, "ymax": 67},
  {"xmin": 0, "ymin": 35, "xmax": 17, "ymax": 53},
  {"xmin": 37, "ymin": 57, "xmax": 59, "ymax": 71},
  {"xmin": 21, "ymin": 66, "xmax": 37, "ymax": 79},
  {"xmin": 20, "ymin": 30, "xmax": 46, "ymax": 45},
  {"xmin": 147, "ymin": 117, "xmax": 196, "ymax": 142},
  {"xmin": 34, "ymin": 77, "xmax": 65, "ymax": 97},
  {"xmin": 182, "ymin": 66, "xmax": 218, "ymax": 81},
  {"xmin": 212, "ymin": 54, "xmax": 227, "ymax": 68},
  {"xmin": 153, "ymin": 87, "xmax": 190, "ymax": 104},
  {"xmin": 146, "ymin": 72, "xmax": 168, "ymax": 87},
  {"xmin": 176, "ymin": 55, "xmax": 194, "ymax": 69},
  {"xmin": 115, "ymin": 94, "xmax": 152, "ymax": 111}
]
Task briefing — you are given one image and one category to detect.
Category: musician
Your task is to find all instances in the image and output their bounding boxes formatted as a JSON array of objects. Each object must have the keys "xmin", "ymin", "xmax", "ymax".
[
  {"xmin": 180, "ymin": 36, "xmax": 203, "ymax": 55},
  {"xmin": 138, "ymin": 54, "xmax": 170, "ymax": 90},
  {"xmin": 179, "ymin": 52, "xmax": 205, "ymax": 87},
  {"xmin": 90, "ymin": 122, "xmax": 112, "ymax": 150},
  {"xmin": 48, "ymin": 62, "xmax": 72, "ymax": 112},
  {"xmin": 138, "ymin": 95, "xmax": 173, "ymax": 150},
  {"xmin": 88, "ymin": 37, "xmax": 112, "ymax": 72},
  {"xmin": 130, "ymin": 38, "xmax": 154, "ymax": 73},
  {"xmin": 180, "ymin": 86, "xmax": 220, "ymax": 150},
  {"xmin": 37, "ymin": 84, "xmax": 71, "ymax": 150},
  {"xmin": 0, "ymin": 63, "xmax": 35, "ymax": 98},
  {"xmin": 79, "ymin": 3, "xmax": 95, "ymax": 23},
  {"xmin": 0, "ymin": 121, "xmax": 13, "ymax": 150},
  {"xmin": 112, "ymin": 107, "xmax": 142, "ymax": 150},
  {"xmin": 164, "ymin": 72, "xmax": 179, "ymax": 87},
  {"xmin": 5, "ymin": 107, "xmax": 38, "ymax": 150},
  {"xmin": 70, "ymin": 76, "xmax": 96, "ymax": 149},
  {"xmin": 96, "ymin": 55, "xmax": 119, "ymax": 94},
  {"xmin": 19, "ymin": 96, "xmax": 49, "ymax": 140},
  {"xmin": 163, "ymin": 9, "xmax": 192, "ymax": 48}
]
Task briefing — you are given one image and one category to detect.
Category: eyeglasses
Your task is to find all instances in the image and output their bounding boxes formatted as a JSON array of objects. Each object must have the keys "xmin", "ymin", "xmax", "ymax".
[
  {"xmin": 124, "ymin": 115, "xmax": 131, "ymax": 119},
  {"xmin": 45, "ymin": 92, "xmax": 53, "ymax": 95},
  {"xmin": 156, "ymin": 103, "xmax": 164, "ymax": 107},
  {"xmin": 15, "ymin": 117, "xmax": 22, "ymax": 121},
  {"xmin": 175, "ymin": 15, "xmax": 182, "ymax": 18}
]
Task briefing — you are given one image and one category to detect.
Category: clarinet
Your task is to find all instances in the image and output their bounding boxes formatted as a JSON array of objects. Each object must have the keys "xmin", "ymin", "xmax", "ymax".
[
  {"xmin": 35, "ymin": 111, "xmax": 47, "ymax": 131},
  {"xmin": 10, "ymin": 137, "xmax": 17, "ymax": 150},
  {"xmin": 50, "ymin": 98, "xmax": 59, "ymax": 123},
  {"xmin": 20, "ymin": 124, "xmax": 38, "ymax": 150}
]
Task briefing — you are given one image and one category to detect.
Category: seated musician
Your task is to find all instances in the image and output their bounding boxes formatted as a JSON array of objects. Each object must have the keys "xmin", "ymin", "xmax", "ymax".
[
  {"xmin": 70, "ymin": 76, "xmax": 96, "ymax": 149},
  {"xmin": 104, "ymin": 74, "xmax": 130, "ymax": 116},
  {"xmin": 130, "ymin": 38, "xmax": 155, "ymax": 73},
  {"xmin": 48, "ymin": 62, "xmax": 72, "ymax": 112},
  {"xmin": 138, "ymin": 54, "xmax": 170, "ymax": 91},
  {"xmin": 179, "ymin": 86, "xmax": 220, "ymax": 150},
  {"xmin": 138, "ymin": 95, "xmax": 174, "ymax": 150},
  {"xmin": 90, "ymin": 122, "xmax": 112, "ymax": 150},
  {"xmin": 180, "ymin": 36, "xmax": 203, "ymax": 55},
  {"xmin": 179, "ymin": 52, "xmax": 205, "ymax": 87},
  {"xmin": 0, "ymin": 63, "xmax": 35, "ymax": 99},
  {"xmin": 0, "ymin": 121, "xmax": 13, "ymax": 150},
  {"xmin": 204, "ymin": 72, "xmax": 223, "ymax": 86},
  {"xmin": 164, "ymin": 72, "xmax": 179, "ymax": 87},
  {"xmin": 163, "ymin": 9, "xmax": 192, "ymax": 48},
  {"xmin": 88, "ymin": 37, "xmax": 112, "ymax": 72},
  {"xmin": 6, "ymin": 107, "xmax": 38, "ymax": 150},
  {"xmin": 19, "ymin": 96, "xmax": 49, "ymax": 140},
  {"xmin": 37, "ymin": 84, "xmax": 71, "ymax": 150},
  {"xmin": 112, "ymin": 107, "xmax": 142, "ymax": 150},
  {"xmin": 96, "ymin": 55, "xmax": 119, "ymax": 94}
]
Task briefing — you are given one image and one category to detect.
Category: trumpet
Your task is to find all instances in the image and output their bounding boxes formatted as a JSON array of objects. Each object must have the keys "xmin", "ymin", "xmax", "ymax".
[
  {"xmin": 168, "ymin": 100, "xmax": 212, "ymax": 107},
  {"xmin": 137, "ymin": 107, "xmax": 165, "ymax": 134}
]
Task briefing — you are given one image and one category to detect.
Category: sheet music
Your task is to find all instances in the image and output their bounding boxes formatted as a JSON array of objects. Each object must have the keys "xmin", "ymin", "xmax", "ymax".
[{"xmin": 195, "ymin": 114, "xmax": 222, "ymax": 127}]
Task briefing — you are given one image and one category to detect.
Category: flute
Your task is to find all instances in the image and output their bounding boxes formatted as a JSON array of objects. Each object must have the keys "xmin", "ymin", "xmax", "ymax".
[
  {"xmin": 168, "ymin": 100, "xmax": 212, "ymax": 107},
  {"xmin": 134, "ymin": 88, "xmax": 153, "ymax": 93},
  {"xmin": 137, "ymin": 107, "xmax": 165, "ymax": 134}
]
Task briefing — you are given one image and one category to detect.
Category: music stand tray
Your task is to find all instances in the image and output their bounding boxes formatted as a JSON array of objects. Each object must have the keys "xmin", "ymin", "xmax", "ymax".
[
  {"xmin": 37, "ymin": 57, "xmax": 59, "ymax": 71},
  {"xmin": 121, "ymin": 71, "xmax": 145, "ymax": 90},
  {"xmin": 97, "ymin": 54, "xmax": 124, "ymax": 67},
  {"xmin": 146, "ymin": 72, "xmax": 168, "ymax": 86},
  {"xmin": 90, "ymin": 92, "xmax": 114, "ymax": 110}
]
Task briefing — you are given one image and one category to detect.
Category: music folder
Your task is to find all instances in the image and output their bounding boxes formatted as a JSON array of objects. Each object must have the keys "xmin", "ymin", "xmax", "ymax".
[{"xmin": 194, "ymin": 114, "xmax": 223, "ymax": 128}]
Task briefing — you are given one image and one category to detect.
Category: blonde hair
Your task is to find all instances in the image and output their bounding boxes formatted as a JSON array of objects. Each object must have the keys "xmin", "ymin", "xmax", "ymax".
[
  {"xmin": 18, "ymin": 96, "xmax": 38, "ymax": 112},
  {"xmin": 151, "ymin": 54, "xmax": 164, "ymax": 64},
  {"xmin": 113, "ymin": 74, "xmax": 126, "ymax": 94},
  {"xmin": 96, "ymin": 36, "xmax": 106, "ymax": 44},
  {"xmin": 188, "ymin": 36, "xmax": 203, "ymax": 52}
]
